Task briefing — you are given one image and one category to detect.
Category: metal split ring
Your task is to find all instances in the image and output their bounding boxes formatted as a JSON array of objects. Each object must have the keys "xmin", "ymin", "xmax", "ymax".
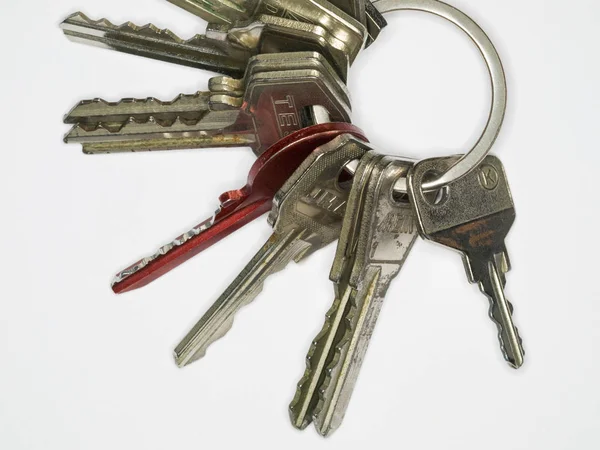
[{"xmin": 373, "ymin": 0, "xmax": 507, "ymax": 192}]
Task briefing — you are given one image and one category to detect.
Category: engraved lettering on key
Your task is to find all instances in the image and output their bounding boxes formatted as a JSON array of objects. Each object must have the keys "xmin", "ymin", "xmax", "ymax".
[
  {"xmin": 297, "ymin": 187, "xmax": 346, "ymax": 223},
  {"xmin": 261, "ymin": 0, "xmax": 313, "ymax": 23},
  {"xmin": 273, "ymin": 95, "xmax": 300, "ymax": 136},
  {"xmin": 376, "ymin": 212, "xmax": 415, "ymax": 235},
  {"xmin": 478, "ymin": 164, "xmax": 499, "ymax": 190}
]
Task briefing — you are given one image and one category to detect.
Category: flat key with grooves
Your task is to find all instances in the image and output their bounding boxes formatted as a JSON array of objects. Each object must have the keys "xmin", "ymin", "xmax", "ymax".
[
  {"xmin": 64, "ymin": 52, "xmax": 351, "ymax": 156},
  {"xmin": 112, "ymin": 123, "xmax": 367, "ymax": 294},
  {"xmin": 408, "ymin": 155, "xmax": 524, "ymax": 369},
  {"xmin": 174, "ymin": 134, "xmax": 372, "ymax": 367},
  {"xmin": 290, "ymin": 154, "xmax": 418, "ymax": 436}
]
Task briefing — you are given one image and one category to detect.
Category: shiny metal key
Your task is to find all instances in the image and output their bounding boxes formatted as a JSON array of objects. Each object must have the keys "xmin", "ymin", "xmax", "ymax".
[
  {"xmin": 63, "ymin": 52, "xmax": 351, "ymax": 155},
  {"xmin": 290, "ymin": 154, "xmax": 418, "ymax": 436},
  {"xmin": 174, "ymin": 134, "xmax": 371, "ymax": 367},
  {"xmin": 61, "ymin": 0, "xmax": 366, "ymax": 80},
  {"xmin": 408, "ymin": 155, "xmax": 524, "ymax": 369}
]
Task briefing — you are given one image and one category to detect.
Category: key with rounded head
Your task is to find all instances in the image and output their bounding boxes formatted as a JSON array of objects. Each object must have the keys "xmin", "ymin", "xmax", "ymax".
[
  {"xmin": 111, "ymin": 122, "xmax": 367, "ymax": 294},
  {"xmin": 63, "ymin": 52, "xmax": 351, "ymax": 156},
  {"xmin": 290, "ymin": 154, "xmax": 418, "ymax": 436},
  {"xmin": 407, "ymin": 155, "xmax": 524, "ymax": 369},
  {"xmin": 174, "ymin": 134, "xmax": 372, "ymax": 367}
]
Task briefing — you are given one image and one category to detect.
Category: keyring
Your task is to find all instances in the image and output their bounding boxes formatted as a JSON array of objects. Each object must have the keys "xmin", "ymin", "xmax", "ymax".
[{"xmin": 373, "ymin": 0, "xmax": 507, "ymax": 192}]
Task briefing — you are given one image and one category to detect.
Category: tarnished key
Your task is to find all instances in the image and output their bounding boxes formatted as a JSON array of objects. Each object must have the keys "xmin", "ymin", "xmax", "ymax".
[
  {"xmin": 61, "ymin": 1, "xmax": 366, "ymax": 80},
  {"xmin": 174, "ymin": 134, "xmax": 371, "ymax": 367},
  {"xmin": 408, "ymin": 155, "xmax": 524, "ymax": 369},
  {"xmin": 64, "ymin": 52, "xmax": 351, "ymax": 155},
  {"xmin": 290, "ymin": 154, "xmax": 418, "ymax": 436},
  {"xmin": 111, "ymin": 122, "xmax": 367, "ymax": 294}
]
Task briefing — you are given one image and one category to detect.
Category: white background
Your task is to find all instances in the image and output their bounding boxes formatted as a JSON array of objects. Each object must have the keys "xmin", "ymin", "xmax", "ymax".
[{"xmin": 1, "ymin": 0, "xmax": 599, "ymax": 448}]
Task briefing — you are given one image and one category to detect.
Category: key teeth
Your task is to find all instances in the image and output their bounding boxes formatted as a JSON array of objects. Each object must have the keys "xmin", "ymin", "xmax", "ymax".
[
  {"xmin": 66, "ymin": 114, "xmax": 211, "ymax": 141},
  {"xmin": 289, "ymin": 289, "xmax": 355, "ymax": 430},
  {"xmin": 313, "ymin": 293, "xmax": 357, "ymax": 425},
  {"xmin": 64, "ymin": 92, "xmax": 210, "ymax": 124},
  {"xmin": 112, "ymin": 211, "xmax": 218, "ymax": 289},
  {"xmin": 62, "ymin": 12, "xmax": 208, "ymax": 46},
  {"xmin": 487, "ymin": 298, "xmax": 525, "ymax": 369}
]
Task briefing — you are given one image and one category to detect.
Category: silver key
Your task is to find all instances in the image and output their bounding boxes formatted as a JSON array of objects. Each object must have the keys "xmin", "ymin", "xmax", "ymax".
[
  {"xmin": 290, "ymin": 154, "xmax": 418, "ymax": 436},
  {"xmin": 174, "ymin": 134, "xmax": 371, "ymax": 367},
  {"xmin": 63, "ymin": 52, "xmax": 351, "ymax": 155},
  {"xmin": 61, "ymin": 1, "xmax": 366, "ymax": 81},
  {"xmin": 60, "ymin": 12, "xmax": 251, "ymax": 77},
  {"xmin": 408, "ymin": 155, "xmax": 524, "ymax": 369}
]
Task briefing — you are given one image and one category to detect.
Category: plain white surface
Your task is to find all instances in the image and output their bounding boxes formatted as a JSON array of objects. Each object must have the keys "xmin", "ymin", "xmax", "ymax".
[{"xmin": 1, "ymin": 0, "xmax": 599, "ymax": 448}]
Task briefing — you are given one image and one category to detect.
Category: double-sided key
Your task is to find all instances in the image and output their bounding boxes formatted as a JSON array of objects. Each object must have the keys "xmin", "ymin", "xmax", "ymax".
[
  {"xmin": 408, "ymin": 155, "xmax": 524, "ymax": 368},
  {"xmin": 174, "ymin": 134, "xmax": 372, "ymax": 367},
  {"xmin": 61, "ymin": 0, "xmax": 367, "ymax": 81},
  {"xmin": 112, "ymin": 122, "xmax": 367, "ymax": 294},
  {"xmin": 290, "ymin": 153, "xmax": 418, "ymax": 436},
  {"xmin": 64, "ymin": 52, "xmax": 351, "ymax": 155}
]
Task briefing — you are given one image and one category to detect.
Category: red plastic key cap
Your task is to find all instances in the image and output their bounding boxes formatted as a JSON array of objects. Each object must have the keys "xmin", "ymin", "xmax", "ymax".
[{"xmin": 112, "ymin": 123, "xmax": 367, "ymax": 293}]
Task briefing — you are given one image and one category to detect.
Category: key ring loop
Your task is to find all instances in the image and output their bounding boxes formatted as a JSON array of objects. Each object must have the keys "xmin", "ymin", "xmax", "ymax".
[{"xmin": 373, "ymin": 0, "xmax": 507, "ymax": 191}]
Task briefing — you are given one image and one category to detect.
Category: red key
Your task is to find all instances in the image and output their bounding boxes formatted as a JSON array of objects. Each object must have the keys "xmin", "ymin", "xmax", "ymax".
[{"xmin": 112, "ymin": 123, "xmax": 367, "ymax": 293}]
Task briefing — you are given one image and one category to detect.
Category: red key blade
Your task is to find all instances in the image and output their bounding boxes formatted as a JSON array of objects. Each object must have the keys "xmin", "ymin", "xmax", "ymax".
[{"xmin": 112, "ymin": 123, "xmax": 367, "ymax": 294}]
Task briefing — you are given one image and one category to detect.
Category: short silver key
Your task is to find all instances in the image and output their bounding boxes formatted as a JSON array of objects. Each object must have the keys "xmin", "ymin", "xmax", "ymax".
[
  {"xmin": 63, "ymin": 52, "xmax": 351, "ymax": 155},
  {"xmin": 174, "ymin": 134, "xmax": 371, "ymax": 367},
  {"xmin": 408, "ymin": 155, "xmax": 524, "ymax": 369},
  {"xmin": 290, "ymin": 154, "xmax": 418, "ymax": 436}
]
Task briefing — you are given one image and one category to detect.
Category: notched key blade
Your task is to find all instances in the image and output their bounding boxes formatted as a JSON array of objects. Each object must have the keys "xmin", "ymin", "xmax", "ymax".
[
  {"xmin": 60, "ymin": 12, "xmax": 250, "ymax": 76},
  {"xmin": 174, "ymin": 228, "xmax": 312, "ymax": 367}
]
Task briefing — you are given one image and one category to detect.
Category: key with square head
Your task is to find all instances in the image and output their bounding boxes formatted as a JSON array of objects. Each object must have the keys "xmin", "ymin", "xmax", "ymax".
[
  {"xmin": 63, "ymin": 52, "xmax": 351, "ymax": 155},
  {"xmin": 60, "ymin": 0, "xmax": 366, "ymax": 81},
  {"xmin": 407, "ymin": 155, "xmax": 524, "ymax": 369},
  {"xmin": 174, "ymin": 134, "xmax": 372, "ymax": 367},
  {"xmin": 290, "ymin": 153, "xmax": 418, "ymax": 436},
  {"xmin": 111, "ymin": 122, "xmax": 367, "ymax": 294}
]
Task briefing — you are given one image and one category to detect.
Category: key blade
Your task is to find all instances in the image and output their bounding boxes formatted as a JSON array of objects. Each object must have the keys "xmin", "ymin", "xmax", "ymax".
[
  {"xmin": 60, "ymin": 12, "xmax": 250, "ymax": 76},
  {"xmin": 111, "ymin": 123, "xmax": 368, "ymax": 293},
  {"xmin": 64, "ymin": 92, "xmax": 211, "ymax": 125},
  {"xmin": 289, "ymin": 286, "xmax": 354, "ymax": 430},
  {"xmin": 174, "ymin": 228, "xmax": 312, "ymax": 367},
  {"xmin": 479, "ymin": 258, "xmax": 524, "ymax": 369}
]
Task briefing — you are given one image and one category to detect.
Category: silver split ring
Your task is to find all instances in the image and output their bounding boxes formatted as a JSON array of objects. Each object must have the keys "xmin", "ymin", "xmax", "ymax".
[{"xmin": 373, "ymin": 0, "xmax": 507, "ymax": 192}]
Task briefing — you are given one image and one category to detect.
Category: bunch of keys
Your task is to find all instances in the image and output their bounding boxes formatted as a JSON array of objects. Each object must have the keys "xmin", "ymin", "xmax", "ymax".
[{"xmin": 61, "ymin": 0, "xmax": 523, "ymax": 437}]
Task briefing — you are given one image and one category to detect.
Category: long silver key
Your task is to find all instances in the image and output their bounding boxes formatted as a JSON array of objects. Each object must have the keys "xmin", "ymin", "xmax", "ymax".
[
  {"xmin": 174, "ymin": 134, "xmax": 371, "ymax": 367},
  {"xmin": 61, "ymin": 1, "xmax": 366, "ymax": 80},
  {"xmin": 408, "ymin": 155, "xmax": 524, "ymax": 369},
  {"xmin": 63, "ymin": 52, "xmax": 351, "ymax": 155},
  {"xmin": 290, "ymin": 154, "xmax": 418, "ymax": 436}
]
